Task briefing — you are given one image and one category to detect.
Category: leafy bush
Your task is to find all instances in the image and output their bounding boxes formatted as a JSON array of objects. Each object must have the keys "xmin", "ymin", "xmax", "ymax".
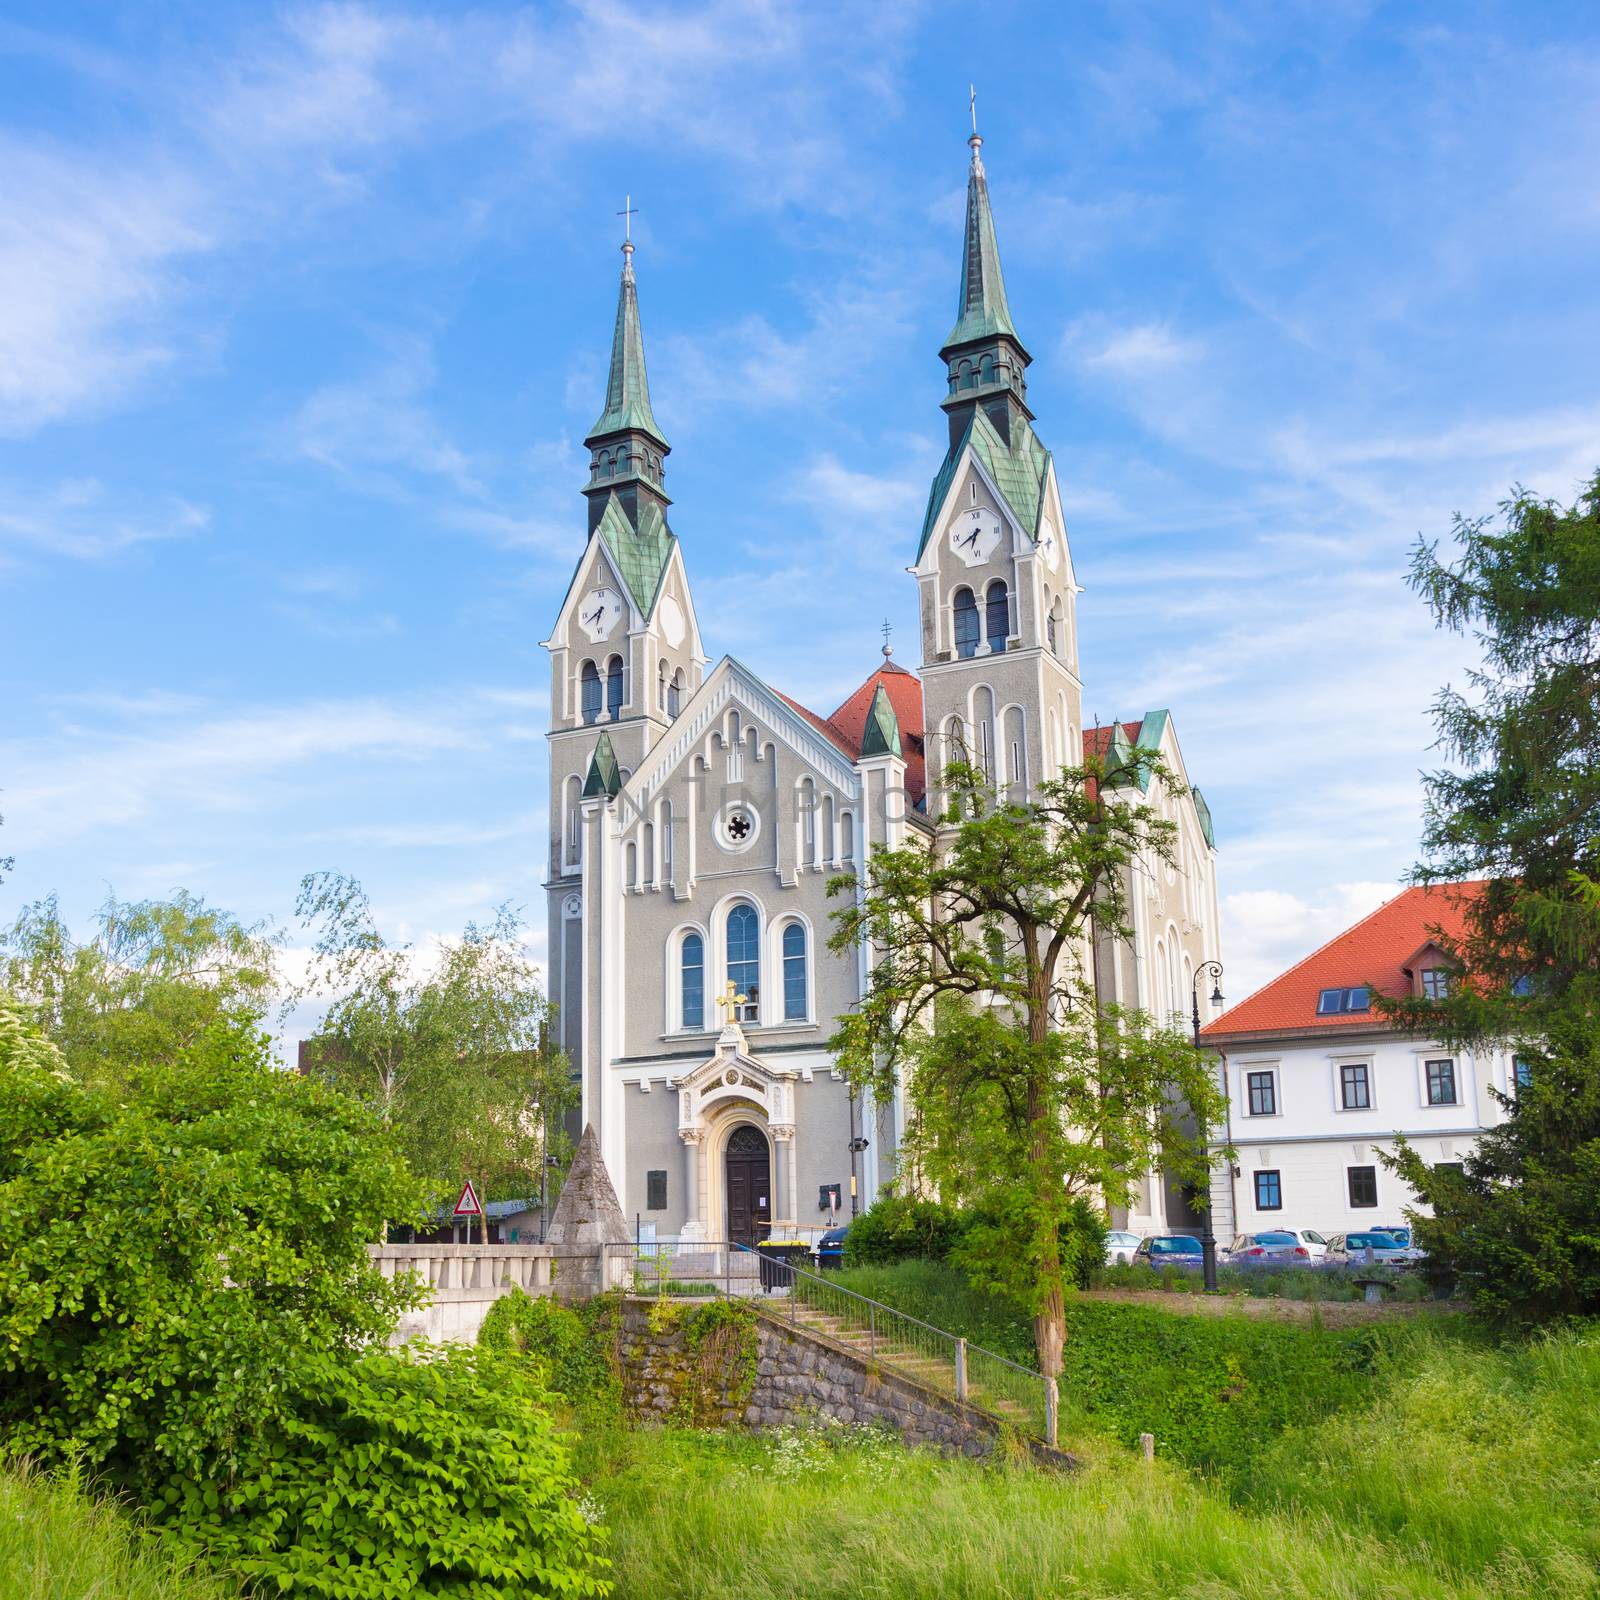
[
  {"xmin": 480, "ymin": 1289, "xmax": 621, "ymax": 1409},
  {"xmin": 0, "ymin": 1005, "xmax": 424, "ymax": 1485},
  {"xmin": 156, "ymin": 1344, "xmax": 611, "ymax": 1599},
  {"xmin": 954, "ymin": 1192, "xmax": 1109, "ymax": 1292},
  {"xmin": 842, "ymin": 1194, "xmax": 964, "ymax": 1266}
]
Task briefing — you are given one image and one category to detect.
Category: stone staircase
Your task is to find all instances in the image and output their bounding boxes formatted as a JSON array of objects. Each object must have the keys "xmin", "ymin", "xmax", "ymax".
[{"xmin": 775, "ymin": 1297, "xmax": 1040, "ymax": 1433}]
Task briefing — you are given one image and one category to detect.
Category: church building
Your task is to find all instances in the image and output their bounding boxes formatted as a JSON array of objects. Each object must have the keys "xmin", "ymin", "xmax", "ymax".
[{"xmin": 543, "ymin": 126, "xmax": 1222, "ymax": 1245}]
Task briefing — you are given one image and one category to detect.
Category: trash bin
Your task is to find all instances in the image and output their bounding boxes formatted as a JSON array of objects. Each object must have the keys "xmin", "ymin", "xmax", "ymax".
[
  {"xmin": 757, "ymin": 1241, "xmax": 811, "ymax": 1291},
  {"xmin": 815, "ymin": 1225, "xmax": 848, "ymax": 1271}
]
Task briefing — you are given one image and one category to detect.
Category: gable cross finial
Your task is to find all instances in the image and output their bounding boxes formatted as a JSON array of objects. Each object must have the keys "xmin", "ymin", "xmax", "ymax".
[
  {"xmin": 715, "ymin": 980, "xmax": 748, "ymax": 1015},
  {"xmin": 881, "ymin": 617, "xmax": 893, "ymax": 659}
]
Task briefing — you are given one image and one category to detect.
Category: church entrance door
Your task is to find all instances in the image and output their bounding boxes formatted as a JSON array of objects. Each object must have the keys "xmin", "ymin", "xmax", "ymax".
[{"xmin": 724, "ymin": 1125, "xmax": 771, "ymax": 1247}]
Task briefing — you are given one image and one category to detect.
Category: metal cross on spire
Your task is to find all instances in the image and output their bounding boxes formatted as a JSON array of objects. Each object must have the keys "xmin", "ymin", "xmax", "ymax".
[
  {"xmin": 881, "ymin": 617, "xmax": 894, "ymax": 659},
  {"xmin": 969, "ymin": 83, "xmax": 977, "ymax": 136},
  {"xmin": 617, "ymin": 194, "xmax": 638, "ymax": 243}
]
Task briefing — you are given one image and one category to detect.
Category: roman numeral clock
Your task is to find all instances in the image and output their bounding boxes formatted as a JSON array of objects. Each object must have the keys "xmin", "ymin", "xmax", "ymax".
[
  {"xmin": 579, "ymin": 585, "xmax": 624, "ymax": 642},
  {"xmin": 950, "ymin": 505, "xmax": 1001, "ymax": 566}
]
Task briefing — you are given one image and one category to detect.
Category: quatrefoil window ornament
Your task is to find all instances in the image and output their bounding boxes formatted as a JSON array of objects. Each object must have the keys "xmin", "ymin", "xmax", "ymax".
[{"xmin": 726, "ymin": 810, "xmax": 751, "ymax": 841}]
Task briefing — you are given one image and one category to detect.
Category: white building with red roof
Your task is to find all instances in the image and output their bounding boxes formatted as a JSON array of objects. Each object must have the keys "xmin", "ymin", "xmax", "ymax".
[
  {"xmin": 540, "ymin": 124, "xmax": 1221, "ymax": 1245},
  {"xmin": 1200, "ymin": 885, "xmax": 1528, "ymax": 1238}
]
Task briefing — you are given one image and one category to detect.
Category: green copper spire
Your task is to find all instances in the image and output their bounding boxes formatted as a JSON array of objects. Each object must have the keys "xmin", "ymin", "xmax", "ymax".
[
  {"xmin": 581, "ymin": 731, "xmax": 622, "ymax": 799},
  {"xmin": 587, "ymin": 239, "xmax": 666, "ymax": 447},
  {"xmin": 858, "ymin": 682, "xmax": 903, "ymax": 759},
  {"xmin": 942, "ymin": 130, "xmax": 1019, "ymax": 355}
]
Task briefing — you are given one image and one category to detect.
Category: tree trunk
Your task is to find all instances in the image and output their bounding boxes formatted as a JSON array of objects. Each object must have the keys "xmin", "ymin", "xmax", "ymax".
[{"xmin": 1026, "ymin": 948, "xmax": 1066, "ymax": 1379}]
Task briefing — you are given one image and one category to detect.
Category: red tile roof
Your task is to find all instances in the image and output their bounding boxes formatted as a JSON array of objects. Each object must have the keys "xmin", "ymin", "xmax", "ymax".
[
  {"xmin": 1202, "ymin": 884, "xmax": 1482, "ymax": 1041},
  {"xmin": 1081, "ymin": 721, "xmax": 1144, "ymax": 758},
  {"xmin": 777, "ymin": 658, "xmax": 927, "ymax": 806}
]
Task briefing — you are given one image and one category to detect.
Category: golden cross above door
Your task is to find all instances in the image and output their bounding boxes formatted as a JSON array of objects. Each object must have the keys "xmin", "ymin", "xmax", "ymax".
[{"xmin": 715, "ymin": 980, "xmax": 748, "ymax": 1014}]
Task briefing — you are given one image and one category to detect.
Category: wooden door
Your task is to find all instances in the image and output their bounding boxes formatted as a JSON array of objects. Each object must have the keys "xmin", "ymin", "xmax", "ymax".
[{"xmin": 725, "ymin": 1125, "xmax": 771, "ymax": 1246}]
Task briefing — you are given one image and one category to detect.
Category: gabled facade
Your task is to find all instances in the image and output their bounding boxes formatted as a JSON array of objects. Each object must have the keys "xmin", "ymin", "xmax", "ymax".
[
  {"xmin": 1200, "ymin": 885, "xmax": 1525, "ymax": 1236},
  {"xmin": 542, "ymin": 125, "xmax": 1223, "ymax": 1245}
]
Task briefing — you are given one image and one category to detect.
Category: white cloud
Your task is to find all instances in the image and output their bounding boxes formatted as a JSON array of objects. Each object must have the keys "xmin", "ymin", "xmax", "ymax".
[
  {"xmin": 1221, "ymin": 880, "xmax": 1400, "ymax": 1008},
  {"xmin": 1078, "ymin": 321, "xmax": 1204, "ymax": 376},
  {"xmin": 0, "ymin": 479, "xmax": 209, "ymax": 561}
]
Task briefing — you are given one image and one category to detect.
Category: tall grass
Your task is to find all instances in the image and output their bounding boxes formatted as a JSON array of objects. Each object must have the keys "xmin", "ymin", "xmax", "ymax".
[
  {"xmin": 0, "ymin": 1463, "xmax": 232, "ymax": 1600},
  {"xmin": 575, "ymin": 1323, "xmax": 1600, "ymax": 1600}
]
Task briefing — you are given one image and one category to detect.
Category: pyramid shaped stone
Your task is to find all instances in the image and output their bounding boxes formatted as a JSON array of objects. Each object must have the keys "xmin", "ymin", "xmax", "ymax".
[{"xmin": 545, "ymin": 1124, "xmax": 629, "ymax": 1247}]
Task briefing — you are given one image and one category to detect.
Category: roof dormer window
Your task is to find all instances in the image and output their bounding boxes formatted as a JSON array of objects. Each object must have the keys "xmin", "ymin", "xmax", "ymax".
[
  {"xmin": 1420, "ymin": 967, "xmax": 1450, "ymax": 1000},
  {"xmin": 1317, "ymin": 986, "xmax": 1370, "ymax": 1015}
]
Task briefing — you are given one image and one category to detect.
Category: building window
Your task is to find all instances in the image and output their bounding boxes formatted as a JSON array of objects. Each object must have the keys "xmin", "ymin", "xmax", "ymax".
[
  {"xmin": 1246, "ymin": 1070, "xmax": 1277, "ymax": 1117},
  {"xmin": 781, "ymin": 922, "xmax": 807, "ymax": 1021},
  {"xmin": 1425, "ymin": 1058, "xmax": 1457, "ymax": 1105},
  {"xmin": 1420, "ymin": 967, "xmax": 1450, "ymax": 1000},
  {"xmin": 606, "ymin": 655, "xmax": 624, "ymax": 721},
  {"xmin": 1254, "ymin": 1170, "xmax": 1282, "ymax": 1211},
  {"xmin": 953, "ymin": 588, "xmax": 979, "ymax": 658},
  {"xmin": 1434, "ymin": 1161, "xmax": 1464, "ymax": 1181},
  {"xmin": 646, "ymin": 1170, "xmax": 667, "ymax": 1210},
  {"xmin": 681, "ymin": 932, "xmax": 704, "ymax": 1030},
  {"xmin": 1340, "ymin": 1062, "xmax": 1371, "ymax": 1110},
  {"xmin": 727, "ymin": 904, "xmax": 760, "ymax": 1022},
  {"xmin": 985, "ymin": 580, "xmax": 1009, "ymax": 653},
  {"xmin": 580, "ymin": 660, "xmax": 601, "ymax": 725},
  {"xmin": 1046, "ymin": 611, "xmax": 1057, "ymax": 652},
  {"xmin": 1318, "ymin": 986, "xmax": 1370, "ymax": 1014},
  {"xmin": 1348, "ymin": 1165, "xmax": 1378, "ymax": 1208},
  {"xmin": 1513, "ymin": 1055, "xmax": 1533, "ymax": 1090},
  {"xmin": 668, "ymin": 669, "xmax": 682, "ymax": 718}
]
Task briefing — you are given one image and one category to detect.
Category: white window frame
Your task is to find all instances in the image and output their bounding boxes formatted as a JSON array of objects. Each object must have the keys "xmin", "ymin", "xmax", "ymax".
[
  {"xmin": 1239, "ymin": 1062, "xmax": 1281, "ymax": 1119},
  {"xmin": 1346, "ymin": 1162, "xmax": 1381, "ymax": 1210},
  {"xmin": 1418, "ymin": 1054, "xmax": 1460, "ymax": 1108},
  {"xmin": 1330, "ymin": 1054, "xmax": 1376, "ymax": 1114}
]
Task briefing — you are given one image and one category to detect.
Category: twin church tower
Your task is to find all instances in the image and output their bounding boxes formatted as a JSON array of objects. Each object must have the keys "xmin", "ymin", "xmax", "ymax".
[{"xmin": 541, "ymin": 127, "xmax": 1223, "ymax": 1246}]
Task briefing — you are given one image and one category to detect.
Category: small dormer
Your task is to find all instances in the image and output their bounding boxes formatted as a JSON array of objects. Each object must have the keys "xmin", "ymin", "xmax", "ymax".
[{"xmin": 1402, "ymin": 941, "xmax": 1453, "ymax": 1000}]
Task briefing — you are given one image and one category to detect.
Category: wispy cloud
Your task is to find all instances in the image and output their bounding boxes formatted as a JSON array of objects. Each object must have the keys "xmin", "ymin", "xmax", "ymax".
[{"xmin": 0, "ymin": 479, "xmax": 209, "ymax": 561}]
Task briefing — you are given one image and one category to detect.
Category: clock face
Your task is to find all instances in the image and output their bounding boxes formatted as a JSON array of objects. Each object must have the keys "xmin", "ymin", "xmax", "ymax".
[
  {"xmin": 950, "ymin": 505, "xmax": 1002, "ymax": 567},
  {"xmin": 1037, "ymin": 517, "xmax": 1060, "ymax": 570},
  {"xmin": 659, "ymin": 593, "xmax": 686, "ymax": 648},
  {"xmin": 578, "ymin": 586, "xmax": 624, "ymax": 643}
]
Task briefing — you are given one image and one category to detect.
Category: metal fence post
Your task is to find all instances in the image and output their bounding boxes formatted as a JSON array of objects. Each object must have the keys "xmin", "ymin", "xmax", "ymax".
[
  {"xmin": 1045, "ymin": 1376, "xmax": 1059, "ymax": 1450},
  {"xmin": 954, "ymin": 1337, "xmax": 968, "ymax": 1403},
  {"xmin": 869, "ymin": 1306, "xmax": 876, "ymax": 1359}
]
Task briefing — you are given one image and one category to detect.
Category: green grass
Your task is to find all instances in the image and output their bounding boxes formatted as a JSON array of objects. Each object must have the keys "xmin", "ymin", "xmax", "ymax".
[
  {"xmin": 574, "ymin": 1322, "xmax": 1600, "ymax": 1600},
  {"xmin": 828, "ymin": 1259, "xmax": 1412, "ymax": 1473},
  {"xmin": 0, "ymin": 1463, "xmax": 233, "ymax": 1600},
  {"xmin": 1093, "ymin": 1259, "xmax": 1434, "ymax": 1300}
]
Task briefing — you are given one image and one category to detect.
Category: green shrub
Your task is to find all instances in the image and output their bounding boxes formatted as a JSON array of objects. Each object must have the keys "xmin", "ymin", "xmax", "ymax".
[
  {"xmin": 480, "ymin": 1289, "xmax": 623, "ymax": 1408},
  {"xmin": 0, "ymin": 1008, "xmax": 423, "ymax": 1486},
  {"xmin": 156, "ymin": 1344, "xmax": 611, "ymax": 1599},
  {"xmin": 842, "ymin": 1194, "xmax": 965, "ymax": 1266},
  {"xmin": 952, "ymin": 1193, "xmax": 1109, "ymax": 1293}
]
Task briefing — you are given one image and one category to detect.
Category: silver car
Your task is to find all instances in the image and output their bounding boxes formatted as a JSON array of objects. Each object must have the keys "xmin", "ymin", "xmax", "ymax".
[
  {"xmin": 1104, "ymin": 1229, "xmax": 1142, "ymax": 1265},
  {"xmin": 1325, "ymin": 1230, "xmax": 1415, "ymax": 1266}
]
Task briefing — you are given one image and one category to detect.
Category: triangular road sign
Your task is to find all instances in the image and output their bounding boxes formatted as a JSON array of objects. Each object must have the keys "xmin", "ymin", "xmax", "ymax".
[{"xmin": 452, "ymin": 1179, "xmax": 483, "ymax": 1217}]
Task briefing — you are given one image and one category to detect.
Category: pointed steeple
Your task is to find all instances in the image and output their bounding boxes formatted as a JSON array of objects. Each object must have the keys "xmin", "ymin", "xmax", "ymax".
[
  {"xmin": 587, "ymin": 238, "xmax": 667, "ymax": 448},
  {"xmin": 583, "ymin": 229, "xmax": 672, "ymax": 538},
  {"xmin": 943, "ymin": 129, "xmax": 1020, "ymax": 355},
  {"xmin": 581, "ymin": 731, "xmax": 622, "ymax": 799},
  {"xmin": 938, "ymin": 117, "xmax": 1033, "ymax": 447},
  {"xmin": 858, "ymin": 683, "xmax": 903, "ymax": 759}
]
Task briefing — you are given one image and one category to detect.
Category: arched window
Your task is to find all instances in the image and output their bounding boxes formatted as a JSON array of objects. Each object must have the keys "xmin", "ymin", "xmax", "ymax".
[
  {"xmin": 727, "ymin": 904, "xmax": 759, "ymax": 1022},
  {"xmin": 985, "ymin": 581, "xmax": 1009, "ymax": 654},
  {"xmin": 840, "ymin": 810, "xmax": 855, "ymax": 862},
  {"xmin": 625, "ymin": 841, "xmax": 638, "ymax": 890},
  {"xmin": 668, "ymin": 669, "xmax": 682, "ymax": 718},
  {"xmin": 580, "ymin": 661, "xmax": 601, "ymax": 725},
  {"xmin": 782, "ymin": 922, "xmax": 808, "ymax": 1020},
  {"xmin": 1046, "ymin": 610, "xmax": 1057, "ymax": 653},
  {"xmin": 658, "ymin": 660, "xmax": 668, "ymax": 710},
  {"xmin": 606, "ymin": 655, "xmax": 624, "ymax": 720},
  {"xmin": 953, "ymin": 588, "xmax": 979, "ymax": 659},
  {"xmin": 681, "ymin": 932, "xmax": 704, "ymax": 1030}
]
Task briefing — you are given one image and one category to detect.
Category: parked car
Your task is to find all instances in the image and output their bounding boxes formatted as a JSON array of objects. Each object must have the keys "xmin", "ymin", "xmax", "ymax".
[
  {"xmin": 1281, "ymin": 1227, "xmax": 1330, "ymax": 1260},
  {"xmin": 1374, "ymin": 1224, "xmax": 1413, "ymax": 1247},
  {"xmin": 815, "ymin": 1225, "xmax": 849, "ymax": 1270},
  {"xmin": 1325, "ymin": 1230, "xmax": 1416, "ymax": 1266},
  {"xmin": 1132, "ymin": 1234, "xmax": 1205, "ymax": 1268},
  {"xmin": 1104, "ymin": 1229, "xmax": 1142, "ymax": 1265},
  {"xmin": 1224, "ymin": 1231, "xmax": 1312, "ymax": 1264}
]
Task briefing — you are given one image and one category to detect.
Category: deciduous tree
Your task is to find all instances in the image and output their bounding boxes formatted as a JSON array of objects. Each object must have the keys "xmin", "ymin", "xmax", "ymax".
[{"xmin": 828, "ymin": 750, "xmax": 1226, "ymax": 1377}]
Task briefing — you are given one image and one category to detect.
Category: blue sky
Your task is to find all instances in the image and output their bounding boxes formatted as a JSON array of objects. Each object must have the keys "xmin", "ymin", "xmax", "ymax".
[{"xmin": 3, "ymin": 0, "xmax": 1598, "ymax": 1045}]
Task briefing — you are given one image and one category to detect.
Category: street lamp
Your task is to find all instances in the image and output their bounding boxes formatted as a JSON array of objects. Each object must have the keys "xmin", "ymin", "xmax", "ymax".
[{"xmin": 1190, "ymin": 959, "xmax": 1225, "ymax": 1294}]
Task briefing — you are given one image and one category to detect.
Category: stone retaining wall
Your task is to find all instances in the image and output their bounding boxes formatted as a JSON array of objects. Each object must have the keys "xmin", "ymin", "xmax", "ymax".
[{"xmin": 618, "ymin": 1298, "xmax": 1072, "ymax": 1465}]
